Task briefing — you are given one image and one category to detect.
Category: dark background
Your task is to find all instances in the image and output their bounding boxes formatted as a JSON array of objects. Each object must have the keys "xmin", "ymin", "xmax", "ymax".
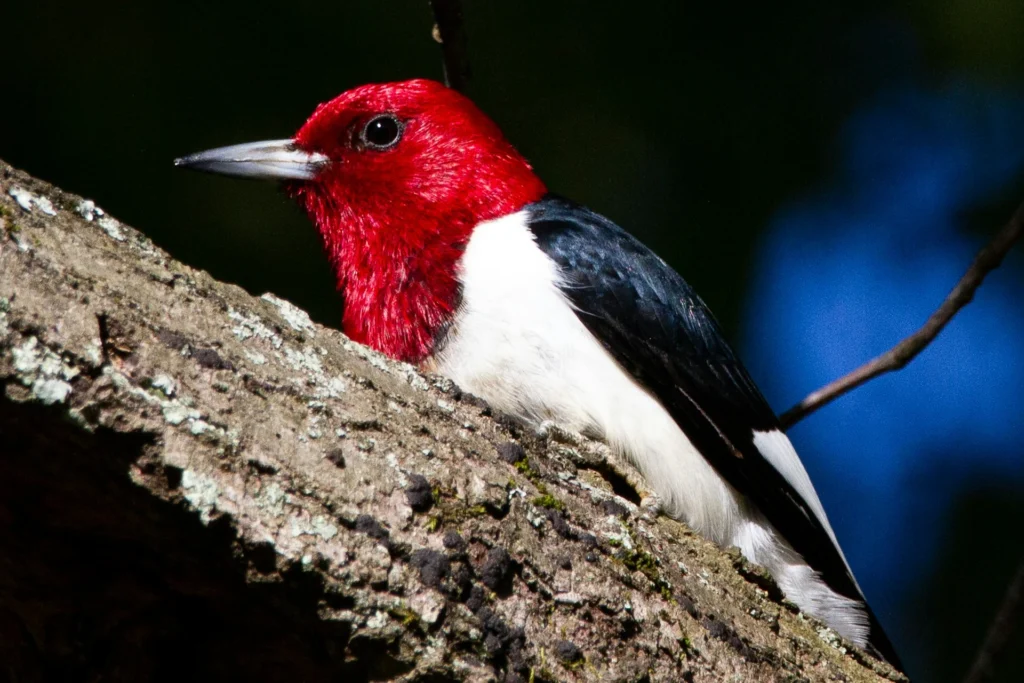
[{"xmin": 3, "ymin": 1, "xmax": 1023, "ymax": 680}]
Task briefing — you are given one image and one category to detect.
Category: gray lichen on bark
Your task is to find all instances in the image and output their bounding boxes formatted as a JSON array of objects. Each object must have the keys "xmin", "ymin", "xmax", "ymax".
[{"xmin": 0, "ymin": 160, "xmax": 905, "ymax": 681}]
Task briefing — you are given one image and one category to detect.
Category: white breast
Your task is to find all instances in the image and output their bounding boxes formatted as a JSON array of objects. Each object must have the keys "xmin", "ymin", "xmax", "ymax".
[{"xmin": 435, "ymin": 210, "xmax": 869, "ymax": 645}]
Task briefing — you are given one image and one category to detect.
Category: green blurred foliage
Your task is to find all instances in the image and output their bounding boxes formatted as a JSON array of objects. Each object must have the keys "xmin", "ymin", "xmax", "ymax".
[{"xmin": 911, "ymin": 0, "xmax": 1024, "ymax": 81}]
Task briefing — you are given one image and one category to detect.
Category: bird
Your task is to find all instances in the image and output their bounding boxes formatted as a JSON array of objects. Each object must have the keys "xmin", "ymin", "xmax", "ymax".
[{"xmin": 175, "ymin": 78, "xmax": 901, "ymax": 668}]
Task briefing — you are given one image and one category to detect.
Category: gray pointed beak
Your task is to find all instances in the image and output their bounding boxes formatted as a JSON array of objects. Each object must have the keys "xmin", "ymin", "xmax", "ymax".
[{"xmin": 174, "ymin": 139, "xmax": 329, "ymax": 180}]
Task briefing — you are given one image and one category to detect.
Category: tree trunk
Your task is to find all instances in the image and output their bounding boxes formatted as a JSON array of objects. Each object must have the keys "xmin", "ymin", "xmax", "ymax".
[{"xmin": 0, "ymin": 160, "xmax": 904, "ymax": 682}]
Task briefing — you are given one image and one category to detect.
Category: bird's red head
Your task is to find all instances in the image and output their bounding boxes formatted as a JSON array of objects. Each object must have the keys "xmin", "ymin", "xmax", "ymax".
[
  {"xmin": 177, "ymin": 79, "xmax": 546, "ymax": 363},
  {"xmin": 299, "ymin": 79, "xmax": 549, "ymax": 363}
]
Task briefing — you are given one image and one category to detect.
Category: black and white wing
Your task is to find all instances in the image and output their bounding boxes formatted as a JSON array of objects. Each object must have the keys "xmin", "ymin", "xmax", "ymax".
[{"xmin": 525, "ymin": 195, "xmax": 899, "ymax": 667}]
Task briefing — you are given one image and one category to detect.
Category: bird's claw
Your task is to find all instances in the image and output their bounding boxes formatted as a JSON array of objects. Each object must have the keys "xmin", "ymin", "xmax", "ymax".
[{"xmin": 535, "ymin": 421, "xmax": 586, "ymax": 446}]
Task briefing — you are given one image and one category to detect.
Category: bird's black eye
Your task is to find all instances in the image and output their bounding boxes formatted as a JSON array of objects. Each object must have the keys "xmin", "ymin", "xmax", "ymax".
[{"xmin": 361, "ymin": 115, "xmax": 403, "ymax": 150}]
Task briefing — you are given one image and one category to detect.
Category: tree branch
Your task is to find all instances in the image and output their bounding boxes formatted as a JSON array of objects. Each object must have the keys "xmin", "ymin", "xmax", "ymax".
[
  {"xmin": 780, "ymin": 200, "xmax": 1024, "ymax": 429},
  {"xmin": 0, "ymin": 161, "xmax": 906, "ymax": 682},
  {"xmin": 962, "ymin": 559, "xmax": 1024, "ymax": 683},
  {"xmin": 428, "ymin": 0, "xmax": 470, "ymax": 92}
]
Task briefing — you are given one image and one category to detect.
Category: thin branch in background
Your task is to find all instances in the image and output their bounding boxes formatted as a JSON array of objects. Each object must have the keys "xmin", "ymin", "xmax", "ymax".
[
  {"xmin": 962, "ymin": 559, "xmax": 1024, "ymax": 683},
  {"xmin": 428, "ymin": 0, "xmax": 470, "ymax": 92},
  {"xmin": 780, "ymin": 199, "xmax": 1024, "ymax": 429}
]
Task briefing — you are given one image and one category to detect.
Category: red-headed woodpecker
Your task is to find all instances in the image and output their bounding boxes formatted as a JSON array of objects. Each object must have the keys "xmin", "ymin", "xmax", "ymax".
[{"xmin": 176, "ymin": 78, "xmax": 901, "ymax": 668}]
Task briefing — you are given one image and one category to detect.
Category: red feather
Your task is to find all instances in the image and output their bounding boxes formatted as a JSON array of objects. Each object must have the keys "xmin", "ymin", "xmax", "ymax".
[{"xmin": 289, "ymin": 79, "xmax": 546, "ymax": 363}]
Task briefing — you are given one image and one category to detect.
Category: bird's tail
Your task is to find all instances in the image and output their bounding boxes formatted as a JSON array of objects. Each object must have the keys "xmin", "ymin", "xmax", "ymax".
[{"xmin": 768, "ymin": 544, "xmax": 904, "ymax": 672}]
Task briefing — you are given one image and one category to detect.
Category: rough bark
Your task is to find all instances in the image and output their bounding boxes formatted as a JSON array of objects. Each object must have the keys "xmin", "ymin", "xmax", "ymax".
[{"xmin": 0, "ymin": 160, "xmax": 905, "ymax": 682}]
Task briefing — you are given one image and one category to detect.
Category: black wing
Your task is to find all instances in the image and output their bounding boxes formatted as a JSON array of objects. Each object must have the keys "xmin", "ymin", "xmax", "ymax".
[{"xmin": 526, "ymin": 195, "xmax": 900, "ymax": 667}]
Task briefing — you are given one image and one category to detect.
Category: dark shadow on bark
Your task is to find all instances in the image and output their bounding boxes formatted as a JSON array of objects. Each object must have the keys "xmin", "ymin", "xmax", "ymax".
[{"xmin": 0, "ymin": 395, "xmax": 407, "ymax": 682}]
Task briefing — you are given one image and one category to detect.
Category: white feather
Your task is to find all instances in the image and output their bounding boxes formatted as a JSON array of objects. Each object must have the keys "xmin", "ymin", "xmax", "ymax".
[
  {"xmin": 752, "ymin": 429, "xmax": 856, "ymax": 573},
  {"xmin": 436, "ymin": 211, "xmax": 869, "ymax": 645}
]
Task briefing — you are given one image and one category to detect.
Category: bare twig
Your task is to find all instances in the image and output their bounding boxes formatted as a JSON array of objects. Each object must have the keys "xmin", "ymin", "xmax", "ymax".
[
  {"xmin": 780, "ymin": 200, "xmax": 1024, "ymax": 429},
  {"xmin": 428, "ymin": 0, "xmax": 470, "ymax": 92},
  {"xmin": 962, "ymin": 559, "xmax": 1024, "ymax": 683}
]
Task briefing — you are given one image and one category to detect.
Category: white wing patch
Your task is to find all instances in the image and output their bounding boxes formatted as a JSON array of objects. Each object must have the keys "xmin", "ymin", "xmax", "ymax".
[{"xmin": 752, "ymin": 430, "xmax": 859, "ymax": 578}]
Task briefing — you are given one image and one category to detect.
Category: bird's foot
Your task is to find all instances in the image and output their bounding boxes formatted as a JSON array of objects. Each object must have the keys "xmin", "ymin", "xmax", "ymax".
[
  {"xmin": 535, "ymin": 420, "xmax": 586, "ymax": 446},
  {"xmin": 639, "ymin": 490, "xmax": 663, "ymax": 517},
  {"xmin": 537, "ymin": 422, "xmax": 659, "ymax": 514},
  {"xmin": 599, "ymin": 450, "xmax": 659, "ymax": 514}
]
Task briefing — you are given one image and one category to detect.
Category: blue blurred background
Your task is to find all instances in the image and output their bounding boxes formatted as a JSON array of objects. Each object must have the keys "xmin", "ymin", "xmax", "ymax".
[{"xmin": 2, "ymin": 1, "xmax": 1022, "ymax": 679}]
